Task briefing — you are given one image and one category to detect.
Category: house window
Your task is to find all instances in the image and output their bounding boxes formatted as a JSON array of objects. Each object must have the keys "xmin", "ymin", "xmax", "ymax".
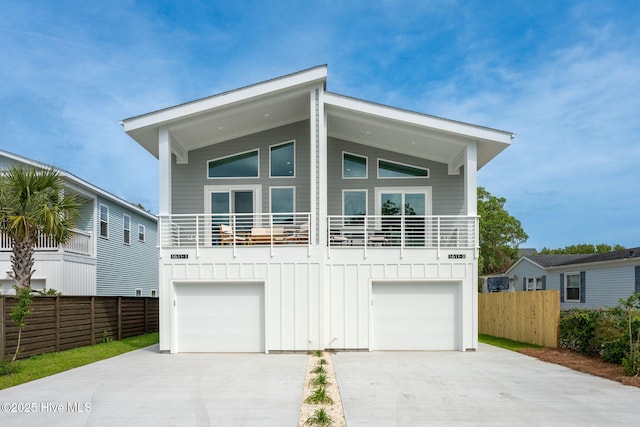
[
  {"xmin": 343, "ymin": 152, "xmax": 367, "ymax": 178},
  {"xmin": 343, "ymin": 190, "xmax": 367, "ymax": 225},
  {"xmin": 151, "ymin": 289, "xmax": 157, "ymax": 297},
  {"xmin": 135, "ymin": 288, "xmax": 142, "ymax": 297},
  {"xmin": 123, "ymin": 214, "xmax": 131, "ymax": 245},
  {"xmin": 208, "ymin": 149, "xmax": 259, "ymax": 178},
  {"xmin": 99, "ymin": 204, "xmax": 109, "ymax": 238},
  {"xmin": 138, "ymin": 224, "xmax": 146, "ymax": 242},
  {"xmin": 378, "ymin": 159, "xmax": 429, "ymax": 178},
  {"xmin": 566, "ymin": 273, "xmax": 581, "ymax": 301},
  {"xmin": 526, "ymin": 277, "xmax": 543, "ymax": 291},
  {"xmin": 270, "ymin": 187, "xmax": 295, "ymax": 223},
  {"xmin": 270, "ymin": 141, "xmax": 295, "ymax": 177}
]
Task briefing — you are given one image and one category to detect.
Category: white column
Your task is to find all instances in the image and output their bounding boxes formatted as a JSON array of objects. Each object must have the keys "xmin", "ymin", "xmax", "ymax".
[
  {"xmin": 464, "ymin": 142, "xmax": 478, "ymax": 216},
  {"xmin": 158, "ymin": 127, "xmax": 172, "ymax": 216}
]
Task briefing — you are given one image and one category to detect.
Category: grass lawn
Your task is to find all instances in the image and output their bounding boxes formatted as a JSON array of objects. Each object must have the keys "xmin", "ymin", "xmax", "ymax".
[
  {"xmin": 0, "ymin": 332, "xmax": 158, "ymax": 390},
  {"xmin": 478, "ymin": 334, "xmax": 542, "ymax": 351}
]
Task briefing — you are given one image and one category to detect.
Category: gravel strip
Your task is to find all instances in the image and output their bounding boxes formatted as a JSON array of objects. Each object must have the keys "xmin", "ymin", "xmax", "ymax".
[{"xmin": 297, "ymin": 351, "xmax": 346, "ymax": 427}]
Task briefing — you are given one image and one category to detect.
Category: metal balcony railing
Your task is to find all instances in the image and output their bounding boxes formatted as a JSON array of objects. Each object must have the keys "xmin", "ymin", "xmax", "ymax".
[
  {"xmin": 159, "ymin": 213, "xmax": 312, "ymax": 257},
  {"xmin": 327, "ymin": 215, "xmax": 479, "ymax": 257}
]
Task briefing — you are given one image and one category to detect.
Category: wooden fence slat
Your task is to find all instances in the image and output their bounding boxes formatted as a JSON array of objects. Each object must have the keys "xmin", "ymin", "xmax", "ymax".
[
  {"xmin": 1, "ymin": 296, "xmax": 158, "ymax": 360},
  {"xmin": 478, "ymin": 290, "xmax": 559, "ymax": 347}
]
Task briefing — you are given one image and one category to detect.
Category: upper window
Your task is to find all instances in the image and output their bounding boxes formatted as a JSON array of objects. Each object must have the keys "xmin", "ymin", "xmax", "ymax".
[
  {"xmin": 566, "ymin": 273, "xmax": 581, "ymax": 301},
  {"xmin": 123, "ymin": 214, "xmax": 131, "ymax": 245},
  {"xmin": 270, "ymin": 141, "xmax": 295, "ymax": 177},
  {"xmin": 99, "ymin": 204, "xmax": 109, "ymax": 238},
  {"xmin": 208, "ymin": 149, "xmax": 259, "ymax": 178},
  {"xmin": 343, "ymin": 190, "xmax": 367, "ymax": 225},
  {"xmin": 378, "ymin": 159, "xmax": 429, "ymax": 178},
  {"xmin": 343, "ymin": 152, "xmax": 367, "ymax": 179},
  {"xmin": 270, "ymin": 187, "xmax": 295, "ymax": 223},
  {"xmin": 526, "ymin": 277, "xmax": 543, "ymax": 291},
  {"xmin": 138, "ymin": 224, "xmax": 146, "ymax": 242}
]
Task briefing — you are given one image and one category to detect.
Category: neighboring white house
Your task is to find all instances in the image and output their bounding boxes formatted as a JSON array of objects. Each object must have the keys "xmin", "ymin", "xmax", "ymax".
[
  {"xmin": 0, "ymin": 149, "xmax": 158, "ymax": 297},
  {"xmin": 502, "ymin": 248, "xmax": 640, "ymax": 309},
  {"xmin": 121, "ymin": 65, "xmax": 513, "ymax": 353}
]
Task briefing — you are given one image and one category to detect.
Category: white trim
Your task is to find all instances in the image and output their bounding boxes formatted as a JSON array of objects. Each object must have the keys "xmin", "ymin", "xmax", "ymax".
[
  {"xmin": 269, "ymin": 140, "xmax": 296, "ymax": 178},
  {"xmin": 150, "ymin": 289, "xmax": 157, "ymax": 297},
  {"xmin": 138, "ymin": 224, "xmax": 146, "ymax": 242},
  {"xmin": 135, "ymin": 288, "xmax": 142, "ymax": 297},
  {"xmin": 342, "ymin": 151, "xmax": 368, "ymax": 179},
  {"xmin": 377, "ymin": 158, "xmax": 429, "ymax": 179},
  {"xmin": 123, "ymin": 213, "xmax": 131, "ymax": 245},
  {"xmin": 207, "ymin": 148, "xmax": 260, "ymax": 179}
]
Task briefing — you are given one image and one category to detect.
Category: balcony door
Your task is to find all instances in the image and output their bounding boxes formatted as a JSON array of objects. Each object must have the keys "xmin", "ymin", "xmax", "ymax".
[
  {"xmin": 375, "ymin": 187, "xmax": 432, "ymax": 246},
  {"xmin": 206, "ymin": 185, "xmax": 262, "ymax": 243}
]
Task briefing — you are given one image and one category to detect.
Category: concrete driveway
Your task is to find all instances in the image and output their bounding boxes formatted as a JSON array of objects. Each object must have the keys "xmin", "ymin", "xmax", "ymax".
[
  {"xmin": 0, "ymin": 345, "xmax": 307, "ymax": 427},
  {"xmin": 333, "ymin": 344, "xmax": 640, "ymax": 426}
]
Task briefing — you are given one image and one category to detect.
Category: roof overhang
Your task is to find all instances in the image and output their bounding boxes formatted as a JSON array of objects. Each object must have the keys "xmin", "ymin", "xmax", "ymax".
[
  {"xmin": 324, "ymin": 92, "xmax": 513, "ymax": 171},
  {"xmin": 121, "ymin": 65, "xmax": 328, "ymax": 159}
]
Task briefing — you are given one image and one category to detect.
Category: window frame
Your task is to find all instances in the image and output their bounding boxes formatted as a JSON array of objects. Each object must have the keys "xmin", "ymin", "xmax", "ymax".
[
  {"xmin": 150, "ymin": 289, "xmax": 157, "ymax": 298},
  {"xmin": 99, "ymin": 204, "xmax": 109, "ymax": 239},
  {"xmin": 342, "ymin": 152, "xmax": 368, "ymax": 179},
  {"xmin": 135, "ymin": 288, "xmax": 142, "ymax": 297},
  {"xmin": 207, "ymin": 149, "xmax": 260, "ymax": 179},
  {"xmin": 377, "ymin": 158, "xmax": 429, "ymax": 179},
  {"xmin": 138, "ymin": 224, "xmax": 146, "ymax": 242},
  {"xmin": 526, "ymin": 276, "xmax": 543, "ymax": 291},
  {"xmin": 565, "ymin": 272, "xmax": 581, "ymax": 302},
  {"xmin": 123, "ymin": 214, "xmax": 131, "ymax": 245},
  {"xmin": 269, "ymin": 140, "xmax": 296, "ymax": 178},
  {"xmin": 342, "ymin": 189, "xmax": 368, "ymax": 226},
  {"xmin": 269, "ymin": 186, "xmax": 295, "ymax": 224}
]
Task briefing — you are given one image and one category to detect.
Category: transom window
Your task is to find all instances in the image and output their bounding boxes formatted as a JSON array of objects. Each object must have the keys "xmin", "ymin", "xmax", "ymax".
[
  {"xmin": 378, "ymin": 159, "xmax": 429, "ymax": 178},
  {"xmin": 566, "ymin": 273, "xmax": 581, "ymax": 301},
  {"xmin": 343, "ymin": 190, "xmax": 367, "ymax": 225},
  {"xmin": 208, "ymin": 149, "xmax": 259, "ymax": 178},
  {"xmin": 343, "ymin": 152, "xmax": 367, "ymax": 178},
  {"xmin": 270, "ymin": 141, "xmax": 295, "ymax": 177},
  {"xmin": 99, "ymin": 204, "xmax": 109, "ymax": 238}
]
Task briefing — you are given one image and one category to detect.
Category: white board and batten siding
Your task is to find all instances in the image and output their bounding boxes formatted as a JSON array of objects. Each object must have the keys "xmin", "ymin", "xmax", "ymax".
[
  {"xmin": 162, "ymin": 248, "xmax": 323, "ymax": 353},
  {"xmin": 325, "ymin": 249, "xmax": 477, "ymax": 352}
]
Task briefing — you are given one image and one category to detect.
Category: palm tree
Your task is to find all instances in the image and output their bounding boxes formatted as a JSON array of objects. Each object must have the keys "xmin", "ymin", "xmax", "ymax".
[{"xmin": 0, "ymin": 165, "xmax": 80, "ymax": 289}]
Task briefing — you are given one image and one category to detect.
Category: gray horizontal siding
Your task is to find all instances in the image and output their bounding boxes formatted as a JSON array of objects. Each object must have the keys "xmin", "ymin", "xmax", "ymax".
[
  {"xmin": 546, "ymin": 265, "xmax": 638, "ymax": 309},
  {"xmin": 96, "ymin": 196, "xmax": 158, "ymax": 297},
  {"xmin": 508, "ymin": 260, "xmax": 547, "ymax": 291},
  {"xmin": 172, "ymin": 120, "xmax": 311, "ymax": 214},
  {"xmin": 327, "ymin": 138, "xmax": 464, "ymax": 216}
]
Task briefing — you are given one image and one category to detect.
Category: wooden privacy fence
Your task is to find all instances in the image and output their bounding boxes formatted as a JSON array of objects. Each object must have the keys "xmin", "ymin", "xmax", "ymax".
[
  {"xmin": 478, "ymin": 290, "xmax": 560, "ymax": 348},
  {"xmin": 0, "ymin": 296, "xmax": 159, "ymax": 360}
]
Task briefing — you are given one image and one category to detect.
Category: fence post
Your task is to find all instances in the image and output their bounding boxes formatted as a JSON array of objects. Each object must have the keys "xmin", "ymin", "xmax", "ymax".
[
  {"xmin": 0, "ymin": 297, "xmax": 5, "ymax": 360},
  {"xmin": 144, "ymin": 298, "xmax": 148, "ymax": 334},
  {"xmin": 117, "ymin": 297, "xmax": 122, "ymax": 341},
  {"xmin": 90, "ymin": 296, "xmax": 95, "ymax": 345},
  {"xmin": 55, "ymin": 296, "xmax": 60, "ymax": 352}
]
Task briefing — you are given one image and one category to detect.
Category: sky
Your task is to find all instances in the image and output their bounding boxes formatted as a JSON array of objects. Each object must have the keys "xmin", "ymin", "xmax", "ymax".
[{"xmin": 1, "ymin": 0, "xmax": 638, "ymax": 250}]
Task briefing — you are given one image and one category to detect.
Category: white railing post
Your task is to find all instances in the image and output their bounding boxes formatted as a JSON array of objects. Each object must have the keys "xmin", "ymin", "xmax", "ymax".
[
  {"xmin": 400, "ymin": 215, "xmax": 405, "ymax": 259},
  {"xmin": 437, "ymin": 216, "xmax": 441, "ymax": 259},
  {"xmin": 195, "ymin": 215, "xmax": 200, "ymax": 258}
]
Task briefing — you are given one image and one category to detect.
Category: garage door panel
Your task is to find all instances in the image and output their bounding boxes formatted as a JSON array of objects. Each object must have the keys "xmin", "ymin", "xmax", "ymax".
[
  {"xmin": 176, "ymin": 282, "xmax": 265, "ymax": 353},
  {"xmin": 373, "ymin": 282, "xmax": 459, "ymax": 351}
]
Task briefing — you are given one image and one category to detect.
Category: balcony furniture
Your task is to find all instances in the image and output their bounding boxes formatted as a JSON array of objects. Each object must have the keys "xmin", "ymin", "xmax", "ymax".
[{"xmin": 219, "ymin": 224, "xmax": 248, "ymax": 246}]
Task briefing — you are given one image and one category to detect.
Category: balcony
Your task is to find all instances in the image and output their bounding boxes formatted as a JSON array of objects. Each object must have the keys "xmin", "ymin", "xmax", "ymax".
[
  {"xmin": 158, "ymin": 213, "xmax": 478, "ymax": 257},
  {"xmin": 0, "ymin": 229, "xmax": 93, "ymax": 256}
]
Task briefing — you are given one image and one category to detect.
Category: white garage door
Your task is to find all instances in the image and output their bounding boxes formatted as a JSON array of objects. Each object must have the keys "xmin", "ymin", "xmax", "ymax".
[
  {"xmin": 175, "ymin": 282, "xmax": 265, "ymax": 352},
  {"xmin": 372, "ymin": 281, "xmax": 460, "ymax": 350}
]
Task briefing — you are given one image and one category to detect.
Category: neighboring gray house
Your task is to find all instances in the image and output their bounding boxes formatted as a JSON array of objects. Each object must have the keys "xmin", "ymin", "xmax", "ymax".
[
  {"xmin": 0, "ymin": 149, "xmax": 158, "ymax": 297},
  {"xmin": 503, "ymin": 248, "xmax": 640, "ymax": 308}
]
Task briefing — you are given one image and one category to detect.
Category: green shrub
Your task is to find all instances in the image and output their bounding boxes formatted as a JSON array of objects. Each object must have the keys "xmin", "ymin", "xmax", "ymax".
[
  {"xmin": 560, "ymin": 309, "xmax": 601, "ymax": 355},
  {"xmin": 306, "ymin": 408, "xmax": 333, "ymax": 426}
]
